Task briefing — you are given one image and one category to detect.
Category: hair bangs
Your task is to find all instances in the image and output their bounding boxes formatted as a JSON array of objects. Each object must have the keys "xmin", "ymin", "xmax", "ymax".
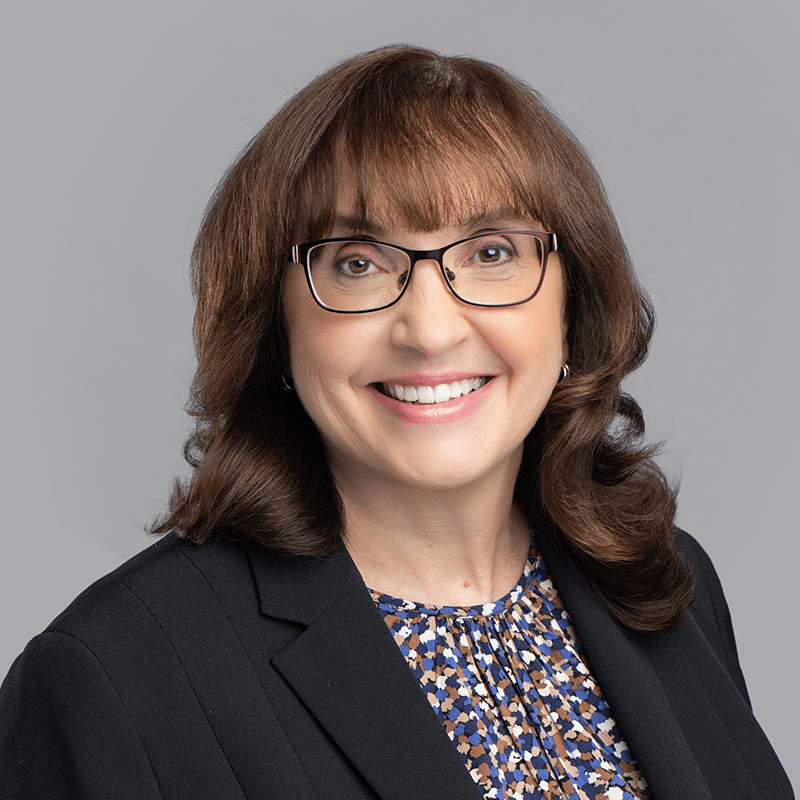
[{"xmin": 290, "ymin": 72, "xmax": 558, "ymax": 241}]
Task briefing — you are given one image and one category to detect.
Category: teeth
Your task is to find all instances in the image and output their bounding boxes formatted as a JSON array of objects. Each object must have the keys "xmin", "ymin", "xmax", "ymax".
[
  {"xmin": 402, "ymin": 385, "xmax": 417, "ymax": 402},
  {"xmin": 433, "ymin": 384, "xmax": 449, "ymax": 403},
  {"xmin": 417, "ymin": 385, "xmax": 435, "ymax": 404},
  {"xmin": 382, "ymin": 377, "xmax": 488, "ymax": 404}
]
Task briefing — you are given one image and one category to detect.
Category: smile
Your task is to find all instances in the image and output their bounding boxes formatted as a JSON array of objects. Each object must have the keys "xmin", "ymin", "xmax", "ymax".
[{"xmin": 375, "ymin": 377, "xmax": 490, "ymax": 404}]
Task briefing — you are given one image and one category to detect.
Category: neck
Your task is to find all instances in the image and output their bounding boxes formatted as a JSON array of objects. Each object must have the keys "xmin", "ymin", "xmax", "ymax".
[{"xmin": 334, "ymin": 464, "xmax": 531, "ymax": 607}]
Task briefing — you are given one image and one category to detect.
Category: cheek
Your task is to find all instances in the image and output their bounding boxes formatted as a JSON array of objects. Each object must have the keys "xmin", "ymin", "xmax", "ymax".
[
  {"xmin": 283, "ymin": 282, "xmax": 377, "ymax": 409},
  {"xmin": 286, "ymin": 305, "xmax": 342, "ymax": 396},
  {"xmin": 283, "ymin": 276, "xmax": 333, "ymax": 402},
  {"xmin": 538, "ymin": 261, "xmax": 569, "ymax": 367},
  {"xmin": 507, "ymin": 278, "xmax": 568, "ymax": 376}
]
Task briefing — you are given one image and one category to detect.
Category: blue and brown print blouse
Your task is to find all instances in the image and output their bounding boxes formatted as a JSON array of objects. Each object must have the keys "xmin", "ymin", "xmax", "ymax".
[{"xmin": 370, "ymin": 540, "xmax": 649, "ymax": 800}]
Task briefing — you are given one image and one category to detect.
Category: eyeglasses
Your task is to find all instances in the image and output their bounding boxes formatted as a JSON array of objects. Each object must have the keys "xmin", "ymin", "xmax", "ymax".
[{"xmin": 290, "ymin": 230, "xmax": 557, "ymax": 313}]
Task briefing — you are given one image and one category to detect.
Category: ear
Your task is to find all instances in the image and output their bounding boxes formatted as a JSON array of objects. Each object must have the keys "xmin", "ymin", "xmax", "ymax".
[
  {"xmin": 559, "ymin": 260, "xmax": 570, "ymax": 367},
  {"xmin": 560, "ymin": 331, "xmax": 569, "ymax": 369}
]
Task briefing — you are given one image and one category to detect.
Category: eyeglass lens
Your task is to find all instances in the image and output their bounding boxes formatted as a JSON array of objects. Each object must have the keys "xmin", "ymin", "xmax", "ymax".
[{"xmin": 306, "ymin": 232, "xmax": 546, "ymax": 312}]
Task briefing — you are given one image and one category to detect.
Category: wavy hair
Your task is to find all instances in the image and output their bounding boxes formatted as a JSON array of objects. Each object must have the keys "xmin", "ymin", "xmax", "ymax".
[{"xmin": 152, "ymin": 45, "xmax": 694, "ymax": 634}]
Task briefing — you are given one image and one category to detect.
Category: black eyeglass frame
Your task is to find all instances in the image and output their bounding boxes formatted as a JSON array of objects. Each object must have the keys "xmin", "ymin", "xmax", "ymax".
[{"xmin": 289, "ymin": 230, "xmax": 558, "ymax": 314}]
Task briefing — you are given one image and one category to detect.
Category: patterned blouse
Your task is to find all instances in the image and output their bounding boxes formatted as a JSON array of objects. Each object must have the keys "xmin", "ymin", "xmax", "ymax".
[{"xmin": 369, "ymin": 539, "xmax": 649, "ymax": 800}]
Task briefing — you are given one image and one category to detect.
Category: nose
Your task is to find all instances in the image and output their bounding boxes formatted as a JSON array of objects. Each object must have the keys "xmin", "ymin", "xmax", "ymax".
[{"xmin": 388, "ymin": 258, "xmax": 471, "ymax": 357}]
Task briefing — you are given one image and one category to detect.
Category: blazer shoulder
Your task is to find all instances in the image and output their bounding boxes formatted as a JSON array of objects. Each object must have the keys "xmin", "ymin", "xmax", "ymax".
[
  {"xmin": 0, "ymin": 535, "xmax": 304, "ymax": 800},
  {"xmin": 44, "ymin": 534, "xmax": 252, "ymax": 642},
  {"xmin": 671, "ymin": 529, "xmax": 749, "ymax": 702}
]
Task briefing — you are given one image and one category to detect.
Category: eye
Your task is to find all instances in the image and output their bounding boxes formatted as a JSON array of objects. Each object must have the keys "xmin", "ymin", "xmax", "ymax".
[
  {"xmin": 329, "ymin": 242, "xmax": 395, "ymax": 278},
  {"xmin": 475, "ymin": 244, "xmax": 511, "ymax": 264},
  {"xmin": 335, "ymin": 256, "xmax": 379, "ymax": 277},
  {"xmin": 466, "ymin": 238, "xmax": 515, "ymax": 266}
]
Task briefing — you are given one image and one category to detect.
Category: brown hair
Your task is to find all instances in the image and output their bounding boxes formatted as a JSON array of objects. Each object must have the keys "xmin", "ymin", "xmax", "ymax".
[{"xmin": 152, "ymin": 45, "xmax": 694, "ymax": 634}]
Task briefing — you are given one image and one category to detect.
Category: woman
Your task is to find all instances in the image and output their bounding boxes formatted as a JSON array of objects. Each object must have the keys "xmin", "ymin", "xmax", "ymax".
[{"xmin": 0, "ymin": 45, "xmax": 791, "ymax": 799}]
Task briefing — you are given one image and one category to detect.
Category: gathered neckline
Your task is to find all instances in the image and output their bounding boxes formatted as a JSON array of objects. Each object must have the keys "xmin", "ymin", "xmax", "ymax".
[{"xmin": 368, "ymin": 546, "xmax": 542, "ymax": 619}]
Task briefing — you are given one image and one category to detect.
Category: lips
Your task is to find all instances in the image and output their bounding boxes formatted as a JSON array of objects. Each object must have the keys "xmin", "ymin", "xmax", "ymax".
[{"xmin": 373, "ymin": 376, "xmax": 490, "ymax": 404}]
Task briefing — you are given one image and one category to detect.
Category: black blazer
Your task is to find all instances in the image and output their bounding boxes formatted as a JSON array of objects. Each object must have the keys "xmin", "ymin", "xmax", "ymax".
[{"xmin": 0, "ymin": 516, "xmax": 792, "ymax": 799}]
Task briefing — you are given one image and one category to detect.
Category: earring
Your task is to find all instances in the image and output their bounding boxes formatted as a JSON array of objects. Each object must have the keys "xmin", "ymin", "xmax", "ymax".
[
  {"xmin": 282, "ymin": 371, "xmax": 295, "ymax": 392},
  {"xmin": 558, "ymin": 363, "xmax": 570, "ymax": 383}
]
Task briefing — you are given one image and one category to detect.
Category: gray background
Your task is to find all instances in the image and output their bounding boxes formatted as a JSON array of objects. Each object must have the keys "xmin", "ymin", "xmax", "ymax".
[{"xmin": 2, "ymin": 0, "xmax": 797, "ymax": 784}]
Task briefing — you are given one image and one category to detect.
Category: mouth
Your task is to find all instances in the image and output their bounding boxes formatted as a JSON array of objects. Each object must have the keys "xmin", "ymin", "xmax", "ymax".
[{"xmin": 371, "ymin": 376, "xmax": 491, "ymax": 404}]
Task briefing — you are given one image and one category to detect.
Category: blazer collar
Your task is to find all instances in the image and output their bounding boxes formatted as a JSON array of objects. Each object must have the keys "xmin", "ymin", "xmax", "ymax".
[{"xmin": 246, "ymin": 541, "xmax": 363, "ymax": 625}]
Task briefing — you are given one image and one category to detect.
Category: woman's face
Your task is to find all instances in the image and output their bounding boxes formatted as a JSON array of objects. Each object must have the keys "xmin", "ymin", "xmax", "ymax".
[{"xmin": 281, "ymin": 199, "xmax": 568, "ymax": 496}]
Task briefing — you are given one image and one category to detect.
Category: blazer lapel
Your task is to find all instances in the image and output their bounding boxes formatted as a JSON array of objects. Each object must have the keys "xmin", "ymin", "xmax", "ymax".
[
  {"xmin": 531, "ymin": 509, "xmax": 780, "ymax": 800},
  {"xmin": 247, "ymin": 544, "xmax": 483, "ymax": 800},
  {"xmin": 533, "ymin": 518, "xmax": 711, "ymax": 800}
]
